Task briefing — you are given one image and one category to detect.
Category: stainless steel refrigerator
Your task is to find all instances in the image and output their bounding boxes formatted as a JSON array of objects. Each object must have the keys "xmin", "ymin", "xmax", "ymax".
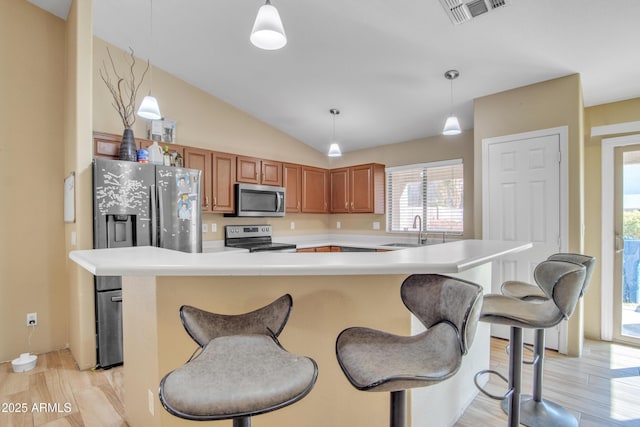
[{"xmin": 92, "ymin": 158, "xmax": 202, "ymax": 368}]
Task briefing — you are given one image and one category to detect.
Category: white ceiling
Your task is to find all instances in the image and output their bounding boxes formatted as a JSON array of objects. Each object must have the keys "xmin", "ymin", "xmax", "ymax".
[{"xmin": 42, "ymin": 1, "xmax": 640, "ymax": 154}]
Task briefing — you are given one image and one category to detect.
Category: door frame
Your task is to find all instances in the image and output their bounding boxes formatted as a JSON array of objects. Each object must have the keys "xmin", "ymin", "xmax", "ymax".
[
  {"xmin": 482, "ymin": 126, "xmax": 569, "ymax": 352},
  {"xmin": 601, "ymin": 133, "xmax": 640, "ymax": 341}
]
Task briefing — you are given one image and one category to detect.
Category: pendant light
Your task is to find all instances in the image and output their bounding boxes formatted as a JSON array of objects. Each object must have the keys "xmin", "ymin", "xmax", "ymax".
[
  {"xmin": 250, "ymin": 0, "xmax": 287, "ymax": 50},
  {"xmin": 328, "ymin": 108, "xmax": 342, "ymax": 157},
  {"xmin": 442, "ymin": 70, "xmax": 461, "ymax": 136},
  {"xmin": 137, "ymin": 0, "xmax": 162, "ymax": 120}
]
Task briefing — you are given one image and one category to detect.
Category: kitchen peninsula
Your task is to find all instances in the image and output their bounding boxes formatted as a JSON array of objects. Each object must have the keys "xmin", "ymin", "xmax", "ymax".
[{"xmin": 70, "ymin": 240, "xmax": 530, "ymax": 427}]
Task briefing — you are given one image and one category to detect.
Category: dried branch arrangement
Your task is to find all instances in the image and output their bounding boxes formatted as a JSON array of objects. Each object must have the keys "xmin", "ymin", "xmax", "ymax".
[{"xmin": 99, "ymin": 47, "xmax": 150, "ymax": 129}]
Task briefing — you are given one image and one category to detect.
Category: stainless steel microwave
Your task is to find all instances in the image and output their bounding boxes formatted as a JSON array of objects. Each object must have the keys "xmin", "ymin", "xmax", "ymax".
[{"xmin": 227, "ymin": 183, "xmax": 286, "ymax": 217}]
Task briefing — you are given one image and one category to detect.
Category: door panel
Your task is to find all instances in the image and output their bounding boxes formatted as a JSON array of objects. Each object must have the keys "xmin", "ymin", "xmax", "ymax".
[
  {"xmin": 484, "ymin": 133, "xmax": 561, "ymax": 348},
  {"xmin": 613, "ymin": 145, "xmax": 640, "ymax": 345}
]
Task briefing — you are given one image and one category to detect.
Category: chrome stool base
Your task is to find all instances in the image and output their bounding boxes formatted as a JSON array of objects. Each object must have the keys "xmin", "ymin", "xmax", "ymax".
[{"xmin": 501, "ymin": 395, "xmax": 578, "ymax": 427}]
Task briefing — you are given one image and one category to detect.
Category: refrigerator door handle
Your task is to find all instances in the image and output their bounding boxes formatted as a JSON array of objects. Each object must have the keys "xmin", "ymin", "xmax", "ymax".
[
  {"xmin": 111, "ymin": 295, "xmax": 123, "ymax": 303},
  {"xmin": 151, "ymin": 183, "xmax": 157, "ymax": 247},
  {"xmin": 158, "ymin": 184, "xmax": 164, "ymax": 247}
]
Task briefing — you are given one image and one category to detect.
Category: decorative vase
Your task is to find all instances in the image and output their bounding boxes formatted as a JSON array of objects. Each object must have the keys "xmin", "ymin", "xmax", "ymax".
[{"xmin": 119, "ymin": 128, "xmax": 137, "ymax": 162}]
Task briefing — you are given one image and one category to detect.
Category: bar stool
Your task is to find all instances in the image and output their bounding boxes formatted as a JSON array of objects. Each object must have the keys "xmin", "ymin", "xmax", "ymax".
[
  {"xmin": 336, "ymin": 274, "xmax": 483, "ymax": 427},
  {"xmin": 500, "ymin": 253, "xmax": 595, "ymax": 427},
  {"xmin": 159, "ymin": 294, "xmax": 318, "ymax": 426},
  {"xmin": 475, "ymin": 260, "xmax": 586, "ymax": 427}
]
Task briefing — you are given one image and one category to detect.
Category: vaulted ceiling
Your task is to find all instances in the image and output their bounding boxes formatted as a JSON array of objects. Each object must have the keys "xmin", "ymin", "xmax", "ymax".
[{"xmin": 35, "ymin": 0, "xmax": 640, "ymax": 154}]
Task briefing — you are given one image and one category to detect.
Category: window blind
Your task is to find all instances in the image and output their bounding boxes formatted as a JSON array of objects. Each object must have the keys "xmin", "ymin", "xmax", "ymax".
[{"xmin": 386, "ymin": 159, "xmax": 463, "ymax": 234}]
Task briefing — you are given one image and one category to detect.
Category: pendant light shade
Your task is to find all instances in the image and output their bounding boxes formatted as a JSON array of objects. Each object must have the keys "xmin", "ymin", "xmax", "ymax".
[
  {"xmin": 137, "ymin": 95, "xmax": 162, "ymax": 120},
  {"xmin": 327, "ymin": 108, "xmax": 342, "ymax": 157},
  {"xmin": 443, "ymin": 115, "xmax": 461, "ymax": 135},
  {"xmin": 328, "ymin": 143, "xmax": 342, "ymax": 157},
  {"xmin": 250, "ymin": 0, "xmax": 287, "ymax": 50},
  {"xmin": 442, "ymin": 70, "xmax": 461, "ymax": 136}
]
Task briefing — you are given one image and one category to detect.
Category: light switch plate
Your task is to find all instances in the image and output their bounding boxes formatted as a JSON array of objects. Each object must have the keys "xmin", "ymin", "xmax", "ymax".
[
  {"xmin": 373, "ymin": 222, "xmax": 380, "ymax": 230},
  {"xmin": 202, "ymin": 224, "xmax": 208, "ymax": 233}
]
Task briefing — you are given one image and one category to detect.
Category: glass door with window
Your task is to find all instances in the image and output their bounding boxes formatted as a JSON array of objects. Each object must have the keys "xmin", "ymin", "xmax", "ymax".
[{"xmin": 614, "ymin": 145, "xmax": 640, "ymax": 345}]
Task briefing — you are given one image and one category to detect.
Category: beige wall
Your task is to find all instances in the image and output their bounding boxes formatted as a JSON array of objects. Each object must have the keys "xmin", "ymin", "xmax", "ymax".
[
  {"xmin": 93, "ymin": 38, "xmax": 328, "ymax": 168},
  {"xmin": 64, "ymin": 0, "xmax": 96, "ymax": 370},
  {"xmin": 583, "ymin": 98, "xmax": 640, "ymax": 340},
  {"xmin": 473, "ymin": 74, "xmax": 586, "ymax": 355},
  {"xmin": 0, "ymin": 1, "xmax": 68, "ymax": 363}
]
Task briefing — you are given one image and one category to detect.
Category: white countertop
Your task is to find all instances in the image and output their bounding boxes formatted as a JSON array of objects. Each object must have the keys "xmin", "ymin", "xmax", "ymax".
[{"xmin": 69, "ymin": 239, "xmax": 531, "ymax": 277}]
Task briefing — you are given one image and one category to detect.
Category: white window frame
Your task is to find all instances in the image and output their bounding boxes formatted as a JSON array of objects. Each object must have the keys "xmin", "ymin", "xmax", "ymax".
[{"xmin": 385, "ymin": 159, "xmax": 464, "ymax": 235}]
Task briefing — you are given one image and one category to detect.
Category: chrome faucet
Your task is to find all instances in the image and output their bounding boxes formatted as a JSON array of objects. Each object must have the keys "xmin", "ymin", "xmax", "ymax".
[{"xmin": 412, "ymin": 215, "xmax": 423, "ymax": 245}]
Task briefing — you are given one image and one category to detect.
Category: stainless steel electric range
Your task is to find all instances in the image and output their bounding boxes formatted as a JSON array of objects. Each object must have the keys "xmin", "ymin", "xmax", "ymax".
[{"xmin": 224, "ymin": 225, "xmax": 297, "ymax": 253}]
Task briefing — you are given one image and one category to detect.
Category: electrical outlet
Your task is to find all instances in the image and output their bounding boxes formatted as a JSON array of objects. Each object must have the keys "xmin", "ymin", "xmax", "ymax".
[
  {"xmin": 372, "ymin": 221, "xmax": 381, "ymax": 230},
  {"xmin": 202, "ymin": 224, "xmax": 208, "ymax": 233},
  {"xmin": 290, "ymin": 222, "xmax": 295, "ymax": 230},
  {"xmin": 26, "ymin": 312, "xmax": 37, "ymax": 326},
  {"xmin": 211, "ymin": 223, "xmax": 217, "ymax": 232},
  {"xmin": 336, "ymin": 221, "xmax": 341, "ymax": 229}
]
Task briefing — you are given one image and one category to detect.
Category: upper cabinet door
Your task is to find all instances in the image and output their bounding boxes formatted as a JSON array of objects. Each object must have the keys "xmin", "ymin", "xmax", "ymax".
[
  {"xmin": 330, "ymin": 168, "xmax": 350, "ymax": 213},
  {"xmin": 301, "ymin": 166, "xmax": 329, "ymax": 213},
  {"xmin": 350, "ymin": 164, "xmax": 374, "ymax": 213},
  {"xmin": 184, "ymin": 147, "xmax": 212, "ymax": 212},
  {"xmin": 236, "ymin": 156, "xmax": 261, "ymax": 184},
  {"xmin": 212, "ymin": 152, "xmax": 236, "ymax": 213},
  {"xmin": 351, "ymin": 163, "xmax": 385, "ymax": 214},
  {"xmin": 262, "ymin": 160, "xmax": 283, "ymax": 187},
  {"xmin": 284, "ymin": 163, "xmax": 302, "ymax": 213}
]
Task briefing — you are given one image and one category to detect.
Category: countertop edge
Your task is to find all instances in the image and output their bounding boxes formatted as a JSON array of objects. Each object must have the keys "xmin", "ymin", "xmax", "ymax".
[{"xmin": 68, "ymin": 240, "xmax": 532, "ymax": 277}]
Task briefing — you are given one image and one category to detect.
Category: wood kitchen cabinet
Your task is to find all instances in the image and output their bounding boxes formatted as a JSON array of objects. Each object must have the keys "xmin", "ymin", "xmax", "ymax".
[
  {"xmin": 301, "ymin": 166, "xmax": 330, "ymax": 213},
  {"xmin": 236, "ymin": 156, "xmax": 283, "ymax": 186},
  {"xmin": 330, "ymin": 163, "xmax": 385, "ymax": 214},
  {"xmin": 330, "ymin": 168, "xmax": 350, "ymax": 213},
  {"xmin": 184, "ymin": 147, "xmax": 213, "ymax": 212},
  {"xmin": 184, "ymin": 149, "xmax": 236, "ymax": 213},
  {"xmin": 284, "ymin": 163, "xmax": 302, "ymax": 213},
  {"xmin": 211, "ymin": 152, "xmax": 236, "ymax": 213},
  {"xmin": 94, "ymin": 131, "xmax": 186, "ymax": 161},
  {"xmin": 296, "ymin": 246, "xmax": 337, "ymax": 253},
  {"xmin": 93, "ymin": 131, "xmax": 151, "ymax": 159}
]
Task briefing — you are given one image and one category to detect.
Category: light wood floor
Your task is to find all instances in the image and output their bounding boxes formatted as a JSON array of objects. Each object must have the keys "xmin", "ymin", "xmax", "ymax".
[{"xmin": 1, "ymin": 338, "xmax": 639, "ymax": 426}]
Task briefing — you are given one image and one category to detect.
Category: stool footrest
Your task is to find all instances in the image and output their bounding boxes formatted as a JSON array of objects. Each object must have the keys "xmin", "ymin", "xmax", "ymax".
[
  {"xmin": 473, "ymin": 369, "xmax": 514, "ymax": 401},
  {"xmin": 505, "ymin": 343, "xmax": 539, "ymax": 366}
]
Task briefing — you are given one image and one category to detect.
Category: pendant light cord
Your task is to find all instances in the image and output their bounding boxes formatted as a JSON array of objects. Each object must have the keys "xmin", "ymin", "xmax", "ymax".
[
  {"xmin": 332, "ymin": 113, "xmax": 336, "ymax": 141},
  {"xmin": 149, "ymin": 0, "xmax": 153, "ymax": 93},
  {"xmin": 449, "ymin": 78, "xmax": 454, "ymax": 116}
]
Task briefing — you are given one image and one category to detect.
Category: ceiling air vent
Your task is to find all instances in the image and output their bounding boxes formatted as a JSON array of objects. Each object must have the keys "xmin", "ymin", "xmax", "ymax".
[{"xmin": 439, "ymin": 0, "xmax": 510, "ymax": 25}]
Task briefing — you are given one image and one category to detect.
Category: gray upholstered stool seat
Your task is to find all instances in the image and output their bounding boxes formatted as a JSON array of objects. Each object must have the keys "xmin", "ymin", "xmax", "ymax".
[
  {"xmin": 159, "ymin": 294, "xmax": 318, "ymax": 426},
  {"xmin": 498, "ymin": 253, "xmax": 595, "ymax": 427},
  {"xmin": 336, "ymin": 323, "xmax": 463, "ymax": 392},
  {"xmin": 475, "ymin": 260, "xmax": 587, "ymax": 427},
  {"xmin": 336, "ymin": 274, "xmax": 483, "ymax": 427},
  {"xmin": 160, "ymin": 334, "xmax": 317, "ymax": 420}
]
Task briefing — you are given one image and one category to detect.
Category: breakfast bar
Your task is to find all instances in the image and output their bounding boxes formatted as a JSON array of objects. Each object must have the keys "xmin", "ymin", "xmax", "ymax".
[{"xmin": 70, "ymin": 240, "xmax": 530, "ymax": 427}]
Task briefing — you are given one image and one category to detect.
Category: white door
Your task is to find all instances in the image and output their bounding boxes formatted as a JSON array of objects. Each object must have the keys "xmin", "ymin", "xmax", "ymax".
[{"xmin": 483, "ymin": 129, "xmax": 565, "ymax": 350}]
